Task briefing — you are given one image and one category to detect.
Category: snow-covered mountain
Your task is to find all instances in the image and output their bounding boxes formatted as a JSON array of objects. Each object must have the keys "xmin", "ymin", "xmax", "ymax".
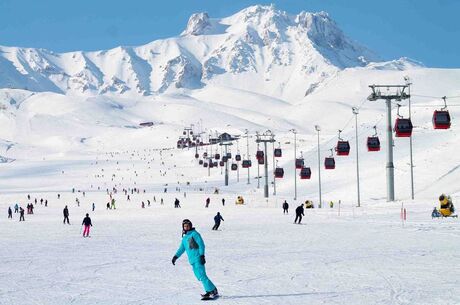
[{"xmin": 0, "ymin": 5, "xmax": 417, "ymax": 101}]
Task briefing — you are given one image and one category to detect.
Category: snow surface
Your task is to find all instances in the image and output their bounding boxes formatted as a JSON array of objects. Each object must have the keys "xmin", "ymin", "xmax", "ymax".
[{"xmin": 0, "ymin": 4, "xmax": 459, "ymax": 305}]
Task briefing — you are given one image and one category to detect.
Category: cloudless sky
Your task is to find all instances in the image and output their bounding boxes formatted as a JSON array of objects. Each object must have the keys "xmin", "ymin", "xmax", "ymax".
[{"xmin": 0, "ymin": 0, "xmax": 458, "ymax": 68}]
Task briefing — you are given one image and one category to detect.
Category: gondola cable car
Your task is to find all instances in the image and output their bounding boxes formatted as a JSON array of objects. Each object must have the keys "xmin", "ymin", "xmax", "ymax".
[
  {"xmin": 274, "ymin": 143, "xmax": 282, "ymax": 158},
  {"xmin": 394, "ymin": 104, "xmax": 413, "ymax": 137},
  {"xmin": 367, "ymin": 126, "xmax": 381, "ymax": 152},
  {"xmin": 335, "ymin": 130, "xmax": 350, "ymax": 156},
  {"xmin": 295, "ymin": 154, "xmax": 304, "ymax": 169},
  {"xmin": 300, "ymin": 167, "xmax": 311, "ymax": 179},
  {"xmin": 324, "ymin": 149, "xmax": 335, "ymax": 170},
  {"xmin": 274, "ymin": 161, "xmax": 284, "ymax": 178},
  {"xmin": 433, "ymin": 96, "xmax": 451, "ymax": 129}
]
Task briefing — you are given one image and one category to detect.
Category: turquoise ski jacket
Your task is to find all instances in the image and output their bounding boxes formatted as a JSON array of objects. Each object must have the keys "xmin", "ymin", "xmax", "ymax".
[{"xmin": 175, "ymin": 228, "xmax": 205, "ymax": 265}]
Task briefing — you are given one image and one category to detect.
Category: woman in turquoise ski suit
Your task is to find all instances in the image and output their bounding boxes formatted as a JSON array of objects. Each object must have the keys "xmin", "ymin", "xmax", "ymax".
[{"xmin": 172, "ymin": 219, "xmax": 218, "ymax": 296}]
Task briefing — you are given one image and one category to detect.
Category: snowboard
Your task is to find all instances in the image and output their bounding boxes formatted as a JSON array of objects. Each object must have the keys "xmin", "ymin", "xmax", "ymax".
[{"xmin": 201, "ymin": 295, "xmax": 219, "ymax": 301}]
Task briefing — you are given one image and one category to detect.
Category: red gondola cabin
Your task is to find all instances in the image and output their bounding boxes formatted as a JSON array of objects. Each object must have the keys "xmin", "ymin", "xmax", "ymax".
[
  {"xmin": 367, "ymin": 137, "xmax": 380, "ymax": 152},
  {"xmin": 300, "ymin": 167, "xmax": 311, "ymax": 179},
  {"xmin": 394, "ymin": 118, "xmax": 413, "ymax": 137},
  {"xmin": 274, "ymin": 167, "xmax": 284, "ymax": 178},
  {"xmin": 433, "ymin": 110, "xmax": 451, "ymax": 129},
  {"xmin": 336, "ymin": 141, "xmax": 350, "ymax": 156},
  {"xmin": 324, "ymin": 157, "xmax": 335, "ymax": 169},
  {"xmin": 274, "ymin": 148, "xmax": 282, "ymax": 158}
]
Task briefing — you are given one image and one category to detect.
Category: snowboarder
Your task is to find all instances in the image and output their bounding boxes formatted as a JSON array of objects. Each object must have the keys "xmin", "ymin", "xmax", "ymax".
[
  {"xmin": 63, "ymin": 206, "xmax": 70, "ymax": 224},
  {"xmin": 295, "ymin": 204, "xmax": 304, "ymax": 224},
  {"xmin": 8, "ymin": 207, "xmax": 12, "ymax": 219},
  {"xmin": 282, "ymin": 200, "xmax": 289, "ymax": 214},
  {"xmin": 212, "ymin": 212, "xmax": 224, "ymax": 230},
  {"xmin": 205, "ymin": 197, "xmax": 210, "ymax": 208},
  {"xmin": 82, "ymin": 213, "xmax": 92, "ymax": 237},
  {"xmin": 19, "ymin": 207, "xmax": 25, "ymax": 221},
  {"xmin": 171, "ymin": 219, "xmax": 218, "ymax": 300}
]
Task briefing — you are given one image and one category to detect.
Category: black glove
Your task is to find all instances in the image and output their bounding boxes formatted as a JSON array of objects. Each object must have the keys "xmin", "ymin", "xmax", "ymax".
[
  {"xmin": 172, "ymin": 255, "xmax": 178, "ymax": 265},
  {"xmin": 200, "ymin": 255, "xmax": 206, "ymax": 265}
]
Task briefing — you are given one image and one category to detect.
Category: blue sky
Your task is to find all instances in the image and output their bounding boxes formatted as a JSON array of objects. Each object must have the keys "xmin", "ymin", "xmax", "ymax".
[{"xmin": 0, "ymin": 0, "xmax": 458, "ymax": 68}]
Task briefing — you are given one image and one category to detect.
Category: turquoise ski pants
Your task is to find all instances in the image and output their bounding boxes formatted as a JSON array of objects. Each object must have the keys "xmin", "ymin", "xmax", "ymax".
[{"xmin": 192, "ymin": 263, "xmax": 216, "ymax": 292}]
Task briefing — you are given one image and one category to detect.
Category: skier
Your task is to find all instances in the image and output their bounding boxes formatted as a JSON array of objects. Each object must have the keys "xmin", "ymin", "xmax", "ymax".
[
  {"xmin": 19, "ymin": 207, "xmax": 25, "ymax": 221},
  {"xmin": 212, "ymin": 212, "xmax": 224, "ymax": 230},
  {"xmin": 92, "ymin": 203, "xmax": 95, "ymax": 211},
  {"xmin": 174, "ymin": 198, "xmax": 181, "ymax": 208},
  {"xmin": 63, "ymin": 206, "xmax": 70, "ymax": 224},
  {"xmin": 329, "ymin": 201, "xmax": 334, "ymax": 208},
  {"xmin": 282, "ymin": 200, "xmax": 289, "ymax": 214},
  {"xmin": 8, "ymin": 207, "xmax": 12, "ymax": 219},
  {"xmin": 171, "ymin": 219, "xmax": 218, "ymax": 300},
  {"xmin": 147, "ymin": 200, "xmax": 151, "ymax": 207},
  {"xmin": 221, "ymin": 198, "xmax": 225, "ymax": 206},
  {"xmin": 161, "ymin": 198, "xmax": 164, "ymax": 205},
  {"xmin": 294, "ymin": 204, "xmax": 304, "ymax": 224},
  {"xmin": 111, "ymin": 198, "xmax": 116, "ymax": 209},
  {"xmin": 45, "ymin": 200, "xmax": 48, "ymax": 207},
  {"xmin": 205, "ymin": 197, "xmax": 210, "ymax": 208},
  {"xmin": 58, "ymin": 194, "xmax": 60, "ymax": 199},
  {"xmin": 14, "ymin": 203, "xmax": 19, "ymax": 213},
  {"xmin": 106, "ymin": 202, "xmax": 111, "ymax": 210},
  {"xmin": 81, "ymin": 213, "xmax": 92, "ymax": 237},
  {"xmin": 142, "ymin": 201, "xmax": 145, "ymax": 208}
]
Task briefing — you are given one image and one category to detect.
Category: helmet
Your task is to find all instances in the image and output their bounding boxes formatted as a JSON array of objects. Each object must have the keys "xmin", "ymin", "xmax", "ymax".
[{"xmin": 182, "ymin": 219, "xmax": 192, "ymax": 227}]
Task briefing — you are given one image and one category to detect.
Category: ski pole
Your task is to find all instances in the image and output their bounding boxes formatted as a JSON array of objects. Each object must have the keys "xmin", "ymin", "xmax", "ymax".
[{"xmin": 79, "ymin": 225, "xmax": 83, "ymax": 235}]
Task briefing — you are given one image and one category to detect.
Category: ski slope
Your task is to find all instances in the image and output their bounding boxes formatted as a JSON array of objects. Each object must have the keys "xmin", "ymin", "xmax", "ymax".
[{"xmin": 0, "ymin": 4, "xmax": 459, "ymax": 305}]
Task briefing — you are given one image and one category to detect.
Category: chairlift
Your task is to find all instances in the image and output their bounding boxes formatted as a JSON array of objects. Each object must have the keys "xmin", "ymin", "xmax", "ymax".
[
  {"xmin": 219, "ymin": 161, "xmax": 225, "ymax": 167},
  {"xmin": 433, "ymin": 96, "xmax": 451, "ymax": 129},
  {"xmin": 209, "ymin": 162, "xmax": 214, "ymax": 168},
  {"xmin": 199, "ymin": 160, "xmax": 204, "ymax": 165},
  {"xmin": 227, "ymin": 153, "xmax": 232, "ymax": 159},
  {"xmin": 203, "ymin": 162, "xmax": 208, "ymax": 168},
  {"xmin": 231, "ymin": 163, "xmax": 238, "ymax": 171},
  {"xmin": 215, "ymin": 153, "xmax": 220, "ymax": 160},
  {"xmin": 335, "ymin": 130, "xmax": 350, "ymax": 156},
  {"xmin": 195, "ymin": 153, "xmax": 199, "ymax": 159},
  {"xmin": 394, "ymin": 104, "xmax": 413, "ymax": 137},
  {"xmin": 367, "ymin": 126, "xmax": 380, "ymax": 152},
  {"xmin": 258, "ymin": 157, "xmax": 264, "ymax": 165},
  {"xmin": 300, "ymin": 167, "xmax": 311, "ymax": 179},
  {"xmin": 235, "ymin": 154, "xmax": 242, "ymax": 161}
]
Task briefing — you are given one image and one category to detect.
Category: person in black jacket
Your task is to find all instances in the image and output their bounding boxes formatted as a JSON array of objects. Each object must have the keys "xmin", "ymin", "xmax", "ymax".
[
  {"xmin": 19, "ymin": 207, "xmax": 25, "ymax": 221},
  {"xmin": 294, "ymin": 205, "xmax": 304, "ymax": 224},
  {"xmin": 82, "ymin": 213, "xmax": 92, "ymax": 237},
  {"xmin": 8, "ymin": 207, "xmax": 12, "ymax": 219},
  {"xmin": 212, "ymin": 212, "xmax": 224, "ymax": 230},
  {"xmin": 63, "ymin": 205, "xmax": 70, "ymax": 224},
  {"xmin": 282, "ymin": 200, "xmax": 289, "ymax": 214}
]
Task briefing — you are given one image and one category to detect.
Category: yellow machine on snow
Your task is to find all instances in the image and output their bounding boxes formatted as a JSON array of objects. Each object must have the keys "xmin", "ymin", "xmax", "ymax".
[
  {"xmin": 235, "ymin": 196, "xmax": 245, "ymax": 205},
  {"xmin": 433, "ymin": 194, "xmax": 457, "ymax": 218}
]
